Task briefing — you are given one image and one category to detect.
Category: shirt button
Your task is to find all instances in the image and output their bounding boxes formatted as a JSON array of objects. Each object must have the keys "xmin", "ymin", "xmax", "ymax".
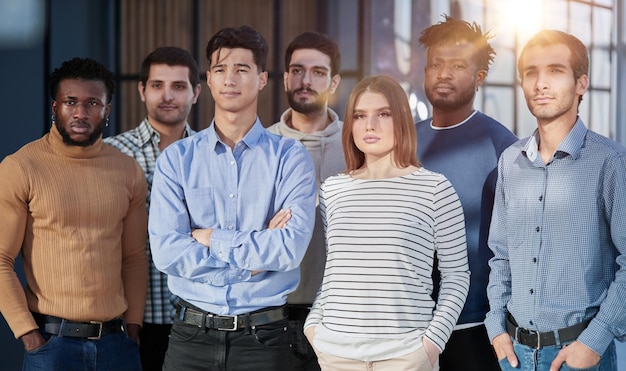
[
  {"xmin": 237, "ymin": 276, "xmax": 242, "ymax": 280},
  {"xmin": 228, "ymin": 225, "xmax": 233, "ymax": 230},
  {"xmin": 532, "ymin": 257, "xmax": 537, "ymax": 263},
  {"xmin": 535, "ymin": 226, "xmax": 540, "ymax": 232},
  {"xmin": 229, "ymin": 193, "xmax": 234, "ymax": 198},
  {"xmin": 529, "ymin": 289, "xmax": 534, "ymax": 294},
  {"xmin": 539, "ymin": 195, "xmax": 543, "ymax": 201},
  {"xmin": 529, "ymin": 320, "xmax": 534, "ymax": 326},
  {"xmin": 230, "ymin": 160, "xmax": 235, "ymax": 165}
]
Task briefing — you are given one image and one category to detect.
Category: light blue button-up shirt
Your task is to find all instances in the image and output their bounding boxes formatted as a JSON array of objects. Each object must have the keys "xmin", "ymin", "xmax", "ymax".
[
  {"xmin": 485, "ymin": 118, "xmax": 626, "ymax": 355},
  {"xmin": 149, "ymin": 119, "xmax": 316, "ymax": 315}
]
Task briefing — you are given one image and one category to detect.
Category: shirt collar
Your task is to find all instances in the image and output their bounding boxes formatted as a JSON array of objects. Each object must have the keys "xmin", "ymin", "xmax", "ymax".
[
  {"xmin": 523, "ymin": 117, "xmax": 587, "ymax": 162},
  {"xmin": 137, "ymin": 118, "xmax": 195, "ymax": 146},
  {"xmin": 207, "ymin": 117, "xmax": 264, "ymax": 151}
]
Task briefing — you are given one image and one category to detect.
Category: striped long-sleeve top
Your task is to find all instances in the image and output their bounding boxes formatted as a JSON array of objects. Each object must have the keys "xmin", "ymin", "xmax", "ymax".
[{"xmin": 304, "ymin": 168, "xmax": 470, "ymax": 361}]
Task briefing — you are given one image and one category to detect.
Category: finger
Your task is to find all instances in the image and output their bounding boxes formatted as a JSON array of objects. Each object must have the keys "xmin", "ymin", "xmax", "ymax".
[{"xmin": 549, "ymin": 349, "xmax": 567, "ymax": 371}]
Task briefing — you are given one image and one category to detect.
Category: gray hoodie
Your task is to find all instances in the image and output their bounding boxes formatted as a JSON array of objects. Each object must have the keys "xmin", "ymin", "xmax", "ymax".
[{"xmin": 267, "ymin": 108, "xmax": 345, "ymax": 304}]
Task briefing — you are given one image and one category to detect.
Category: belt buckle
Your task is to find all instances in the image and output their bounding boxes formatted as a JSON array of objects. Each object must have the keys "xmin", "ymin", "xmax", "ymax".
[
  {"xmin": 217, "ymin": 315, "xmax": 238, "ymax": 331},
  {"xmin": 88, "ymin": 321, "xmax": 103, "ymax": 340}
]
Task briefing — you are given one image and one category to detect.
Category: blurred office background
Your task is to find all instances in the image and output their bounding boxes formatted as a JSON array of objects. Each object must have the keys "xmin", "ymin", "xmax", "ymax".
[{"xmin": 0, "ymin": 0, "xmax": 624, "ymax": 369}]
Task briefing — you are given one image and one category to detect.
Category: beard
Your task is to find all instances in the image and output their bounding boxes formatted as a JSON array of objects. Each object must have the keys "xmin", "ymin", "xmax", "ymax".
[
  {"xmin": 55, "ymin": 119, "xmax": 104, "ymax": 147},
  {"xmin": 425, "ymin": 85, "xmax": 475, "ymax": 112},
  {"xmin": 287, "ymin": 88, "xmax": 326, "ymax": 114}
]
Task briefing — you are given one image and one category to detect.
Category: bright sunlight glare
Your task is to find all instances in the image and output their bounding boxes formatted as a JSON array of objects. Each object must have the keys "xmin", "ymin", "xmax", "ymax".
[{"xmin": 494, "ymin": 0, "xmax": 543, "ymax": 43}]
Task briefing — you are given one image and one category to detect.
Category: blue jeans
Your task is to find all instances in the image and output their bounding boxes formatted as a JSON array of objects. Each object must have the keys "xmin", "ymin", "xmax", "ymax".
[
  {"xmin": 498, "ymin": 339, "xmax": 617, "ymax": 371},
  {"xmin": 22, "ymin": 330, "xmax": 140, "ymax": 371}
]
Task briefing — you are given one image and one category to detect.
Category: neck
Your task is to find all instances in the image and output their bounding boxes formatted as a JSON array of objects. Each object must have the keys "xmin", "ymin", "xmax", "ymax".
[
  {"xmin": 536, "ymin": 112, "xmax": 578, "ymax": 163},
  {"xmin": 431, "ymin": 105, "xmax": 474, "ymax": 128},
  {"xmin": 289, "ymin": 108, "xmax": 330, "ymax": 134},
  {"xmin": 353, "ymin": 154, "xmax": 416, "ymax": 180},
  {"xmin": 148, "ymin": 119, "xmax": 187, "ymax": 151},
  {"xmin": 214, "ymin": 109, "xmax": 257, "ymax": 149}
]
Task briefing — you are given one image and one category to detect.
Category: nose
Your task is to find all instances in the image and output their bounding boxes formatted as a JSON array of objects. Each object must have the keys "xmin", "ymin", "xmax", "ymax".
[
  {"xmin": 365, "ymin": 115, "xmax": 377, "ymax": 131},
  {"xmin": 437, "ymin": 65, "xmax": 452, "ymax": 80},
  {"xmin": 224, "ymin": 69, "xmax": 236, "ymax": 86},
  {"xmin": 534, "ymin": 71, "xmax": 549, "ymax": 92},
  {"xmin": 302, "ymin": 70, "xmax": 312, "ymax": 86},
  {"xmin": 163, "ymin": 86, "xmax": 174, "ymax": 101},
  {"xmin": 73, "ymin": 102, "xmax": 90, "ymax": 119}
]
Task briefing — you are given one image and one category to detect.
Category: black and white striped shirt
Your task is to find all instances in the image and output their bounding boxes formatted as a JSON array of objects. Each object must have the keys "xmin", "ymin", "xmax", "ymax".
[{"xmin": 305, "ymin": 168, "xmax": 470, "ymax": 359}]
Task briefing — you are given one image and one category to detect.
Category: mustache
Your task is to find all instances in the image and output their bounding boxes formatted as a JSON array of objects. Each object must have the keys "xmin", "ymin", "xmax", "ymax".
[{"xmin": 293, "ymin": 87, "xmax": 318, "ymax": 96}]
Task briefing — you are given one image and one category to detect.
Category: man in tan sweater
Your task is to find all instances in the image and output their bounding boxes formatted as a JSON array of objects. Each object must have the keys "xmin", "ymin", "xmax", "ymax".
[{"xmin": 0, "ymin": 57, "xmax": 148, "ymax": 370}]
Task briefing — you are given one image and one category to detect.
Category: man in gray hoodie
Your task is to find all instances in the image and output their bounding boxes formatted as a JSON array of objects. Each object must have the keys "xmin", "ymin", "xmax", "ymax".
[{"xmin": 266, "ymin": 31, "xmax": 344, "ymax": 371}]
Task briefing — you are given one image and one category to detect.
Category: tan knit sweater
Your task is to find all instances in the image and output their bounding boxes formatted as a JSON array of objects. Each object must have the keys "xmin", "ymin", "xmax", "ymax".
[{"xmin": 0, "ymin": 125, "xmax": 148, "ymax": 339}]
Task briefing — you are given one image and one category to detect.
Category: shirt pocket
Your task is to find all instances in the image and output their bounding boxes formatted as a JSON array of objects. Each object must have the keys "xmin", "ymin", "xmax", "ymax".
[{"xmin": 184, "ymin": 187, "xmax": 217, "ymax": 226}]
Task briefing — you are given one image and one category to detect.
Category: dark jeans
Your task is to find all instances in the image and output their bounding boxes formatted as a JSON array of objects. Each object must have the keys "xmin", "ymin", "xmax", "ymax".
[
  {"xmin": 22, "ymin": 329, "xmax": 140, "ymax": 371},
  {"xmin": 289, "ymin": 319, "xmax": 320, "ymax": 371},
  {"xmin": 163, "ymin": 317, "xmax": 296, "ymax": 371},
  {"xmin": 139, "ymin": 323, "xmax": 172, "ymax": 371},
  {"xmin": 439, "ymin": 324, "xmax": 499, "ymax": 371}
]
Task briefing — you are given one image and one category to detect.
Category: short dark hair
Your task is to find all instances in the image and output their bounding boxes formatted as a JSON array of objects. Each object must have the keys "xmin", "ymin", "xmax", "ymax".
[
  {"xmin": 49, "ymin": 57, "xmax": 115, "ymax": 103},
  {"xmin": 205, "ymin": 25, "xmax": 268, "ymax": 72},
  {"xmin": 139, "ymin": 46, "xmax": 200, "ymax": 88},
  {"xmin": 284, "ymin": 31, "xmax": 341, "ymax": 76},
  {"xmin": 518, "ymin": 29, "xmax": 589, "ymax": 81},
  {"xmin": 418, "ymin": 14, "xmax": 495, "ymax": 71}
]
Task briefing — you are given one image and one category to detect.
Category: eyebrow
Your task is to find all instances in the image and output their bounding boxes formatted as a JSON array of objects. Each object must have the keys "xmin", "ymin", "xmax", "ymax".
[
  {"xmin": 212, "ymin": 63, "xmax": 251, "ymax": 70},
  {"xmin": 289, "ymin": 63, "xmax": 330, "ymax": 71}
]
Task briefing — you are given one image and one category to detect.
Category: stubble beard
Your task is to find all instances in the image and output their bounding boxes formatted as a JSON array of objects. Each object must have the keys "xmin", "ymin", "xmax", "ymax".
[
  {"xmin": 55, "ymin": 119, "xmax": 104, "ymax": 147},
  {"xmin": 287, "ymin": 88, "xmax": 327, "ymax": 114}
]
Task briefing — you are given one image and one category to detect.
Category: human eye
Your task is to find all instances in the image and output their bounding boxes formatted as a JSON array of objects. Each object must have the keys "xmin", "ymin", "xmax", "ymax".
[
  {"xmin": 313, "ymin": 70, "xmax": 326, "ymax": 77},
  {"xmin": 175, "ymin": 83, "xmax": 186, "ymax": 90},
  {"xmin": 353, "ymin": 113, "xmax": 366, "ymax": 120},
  {"xmin": 290, "ymin": 68, "xmax": 302, "ymax": 75},
  {"xmin": 379, "ymin": 111, "xmax": 392, "ymax": 118},
  {"xmin": 151, "ymin": 82, "xmax": 162, "ymax": 89},
  {"xmin": 64, "ymin": 99, "xmax": 76, "ymax": 106}
]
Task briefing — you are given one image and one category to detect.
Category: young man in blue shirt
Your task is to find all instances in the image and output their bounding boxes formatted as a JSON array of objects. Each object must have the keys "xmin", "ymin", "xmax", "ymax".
[
  {"xmin": 486, "ymin": 29, "xmax": 626, "ymax": 371},
  {"xmin": 149, "ymin": 25, "xmax": 316, "ymax": 371}
]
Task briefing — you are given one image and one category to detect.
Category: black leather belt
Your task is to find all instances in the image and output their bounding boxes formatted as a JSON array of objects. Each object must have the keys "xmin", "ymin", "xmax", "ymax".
[
  {"xmin": 176, "ymin": 302, "xmax": 288, "ymax": 331},
  {"xmin": 506, "ymin": 314, "xmax": 590, "ymax": 349},
  {"xmin": 34, "ymin": 314, "xmax": 126, "ymax": 340}
]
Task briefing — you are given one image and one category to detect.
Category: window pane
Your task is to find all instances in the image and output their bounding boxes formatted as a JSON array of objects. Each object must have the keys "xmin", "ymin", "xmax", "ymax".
[
  {"xmin": 543, "ymin": 0, "xmax": 569, "ymax": 30},
  {"xmin": 488, "ymin": 47, "xmax": 516, "ymax": 84},
  {"xmin": 593, "ymin": 7, "xmax": 613, "ymax": 45},
  {"xmin": 591, "ymin": 48, "xmax": 611, "ymax": 88},
  {"xmin": 482, "ymin": 87, "xmax": 515, "ymax": 132},
  {"xmin": 589, "ymin": 91, "xmax": 611, "ymax": 136},
  {"xmin": 570, "ymin": 3, "xmax": 592, "ymax": 44}
]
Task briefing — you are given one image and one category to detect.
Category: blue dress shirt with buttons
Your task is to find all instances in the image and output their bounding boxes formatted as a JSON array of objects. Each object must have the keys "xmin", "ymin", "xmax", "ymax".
[
  {"xmin": 149, "ymin": 119, "xmax": 316, "ymax": 316},
  {"xmin": 485, "ymin": 118, "xmax": 626, "ymax": 356}
]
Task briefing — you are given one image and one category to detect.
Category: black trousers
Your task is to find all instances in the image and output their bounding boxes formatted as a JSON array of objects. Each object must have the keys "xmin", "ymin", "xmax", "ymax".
[
  {"xmin": 439, "ymin": 324, "xmax": 500, "ymax": 371},
  {"xmin": 139, "ymin": 322, "xmax": 172, "ymax": 371},
  {"xmin": 163, "ymin": 317, "xmax": 296, "ymax": 371}
]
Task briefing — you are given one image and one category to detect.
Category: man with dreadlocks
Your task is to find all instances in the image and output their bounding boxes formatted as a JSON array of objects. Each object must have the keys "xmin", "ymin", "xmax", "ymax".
[{"xmin": 415, "ymin": 15, "xmax": 517, "ymax": 371}]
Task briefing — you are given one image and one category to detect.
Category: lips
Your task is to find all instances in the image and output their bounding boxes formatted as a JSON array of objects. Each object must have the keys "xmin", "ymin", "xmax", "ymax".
[
  {"xmin": 363, "ymin": 135, "xmax": 379, "ymax": 143},
  {"xmin": 433, "ymin": 84, "xmax": 454, "ymax": 93},
  {"xmin": 221, "ymin": 91, "xmax": 240, "ymax": 98},
  {"xmin": 70, "ymin": 122, "xmax": 91, "ymax": 134}
]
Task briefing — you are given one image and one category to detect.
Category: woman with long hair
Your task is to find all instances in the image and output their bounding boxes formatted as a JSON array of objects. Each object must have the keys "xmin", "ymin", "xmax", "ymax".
[{"xmin": 304, "ymin": 75, "xmax": 470, "ymax": 371}]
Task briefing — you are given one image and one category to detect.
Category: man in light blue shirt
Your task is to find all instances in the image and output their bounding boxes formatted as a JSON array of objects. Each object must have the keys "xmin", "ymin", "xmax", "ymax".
[
  {"xmin": 485, "ymin": 30, "xmax": 626, "ymax": 371},
  {"xmin": 149, "ymin": 25, "xmax": 316, "ymax": 371}
]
